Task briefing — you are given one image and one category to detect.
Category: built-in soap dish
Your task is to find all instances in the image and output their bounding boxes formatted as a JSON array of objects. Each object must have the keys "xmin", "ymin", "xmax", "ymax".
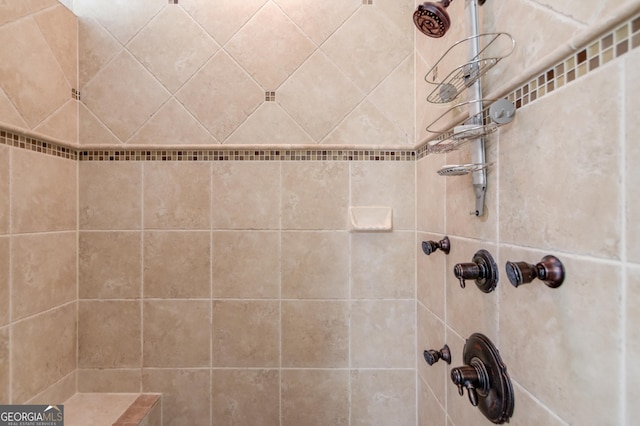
[{"xmin": 349, "ymin": 206, "xmax": 392, "ymax": 232}]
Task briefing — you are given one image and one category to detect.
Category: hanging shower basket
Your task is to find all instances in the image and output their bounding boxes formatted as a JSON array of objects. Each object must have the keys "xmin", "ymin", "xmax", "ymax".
[
  {"xmin": 424, "ymin": 32, "xmax": 515, "ymax": 104},
  {"xmin": 425, "ymin": 99, "xmax": 515, "ymax": 154}
]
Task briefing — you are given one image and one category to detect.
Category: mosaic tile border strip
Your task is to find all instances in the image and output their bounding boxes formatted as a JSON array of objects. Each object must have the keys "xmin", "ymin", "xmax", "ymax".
[
  {"xmin": 0, "ymin": 130, "xmax": 77, "ymax": 160},
  {"xmin": 507, "ymin": 13, "xmax": 640, "ymax": 110},
  {"xmin": 77, "ymin": 149, "xmax": 416, "ymax": 162},
  {"xmin": 0, "ymin": 130, "xmax": 415, "ymax": 161}
]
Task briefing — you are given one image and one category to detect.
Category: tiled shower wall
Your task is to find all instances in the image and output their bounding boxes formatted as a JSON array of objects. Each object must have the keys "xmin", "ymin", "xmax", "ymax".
[
  {"xmin": 0, "ymin": 1, "xmax": 78, "ymax": 406},
  {"xmin": 416, "ymin": 1, "xmax": 640, "ymax": 425},
  {"xmin": 74, "ymin": 0, "xmax": 415, "ymax": 147},
  {"xmin": 77, "ymin": 158, "xmax": 417, "ymax": 425}
]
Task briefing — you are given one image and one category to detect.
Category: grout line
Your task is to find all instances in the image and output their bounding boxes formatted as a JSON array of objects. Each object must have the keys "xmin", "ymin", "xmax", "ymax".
[
  {"xmin": 8, "ymin": 144, "xmax": 13, "ymax": 404},
  {"xmin": 139, "ymin": 162, "xmax": 145, "ymax": 393},
  {"xmin": 619, "ymin": 49, "xmax": 628, "ymax": 426}
]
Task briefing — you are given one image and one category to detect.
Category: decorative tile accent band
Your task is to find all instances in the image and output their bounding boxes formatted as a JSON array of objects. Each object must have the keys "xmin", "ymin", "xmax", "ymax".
[
  {"xmin": 1, "ymin": 13, "xmax": 638, "ymax": 162},
  {"xmin": 0, "ymin": 130, "xmax": 77, "ymax": 160},
  {"xmin": 77, "ymin": 149, "xmax": 416, "ymax": 162},
  {"xmin": 506, "ymin": 12, "xmax": 640, "ymax": 110}
]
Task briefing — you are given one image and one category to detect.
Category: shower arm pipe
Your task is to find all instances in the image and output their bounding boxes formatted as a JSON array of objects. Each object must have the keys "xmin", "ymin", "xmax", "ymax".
[{"xmin": 466, "ymin": 0, "xmax": 486, "ymax": 217}]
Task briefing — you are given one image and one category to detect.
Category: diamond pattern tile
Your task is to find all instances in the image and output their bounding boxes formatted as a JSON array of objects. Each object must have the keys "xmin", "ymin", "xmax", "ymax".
[
  {"xmin": 129, "ymin": 99, "xmax": 217, "ymax": 145},
  {"xmin": 79, "ymin": 17, "xmax": 122, "ymax": 89},
  {"xmin": 225, "ymin": 103, "xmax": 315, "ymax": 145},
  {"xmin": 322, "ymin": 100, "xmax": 409, "ymax": 145},
  {"xmin": 82, "ymin": 50, "xmax": 170, "ymax": 141},
  {"xmin": 34, "ymin": 4, "xmax": 78, "ymax": 88},
  {"xmin": 278, "ymin": 51, "xmax": 364, "ymax": 142},
  {"xmin": 177, "ymin": 52, "xmax": 264, "ymax": 142},
  {"xmin": 181, "ymin": 0, "xmax": 268, "ymax": 45},
  {"xmin": 128, "ymin": 6, "xmax": 218, "ymax": 93},
  {"xmin": 322, "ymin": 7, "xmax": 412, "ymax": 93},
  {"xmin": 275, "ymin": 0, "xmax": 360, "ymax": 45},
  {"xmin": 74, "ymin": 0, "xmax": 165, "ymax": 45},
  {"xmin": 226, "ymin": 2, "xmax": 315, "ymax": 90},
  {"xmin": 0, "ymin": 17, "xmax": 70, "ymax": 128},
  {"xmin": 0, "ymin": 88, "xmax": 27, "ymax": 129}
]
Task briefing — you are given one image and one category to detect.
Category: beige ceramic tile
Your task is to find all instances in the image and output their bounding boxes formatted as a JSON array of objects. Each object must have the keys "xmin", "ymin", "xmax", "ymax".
[
  {"xmin": 143, "ymin": 300, "xmax": 210, "ymax": 368},
  {"xmin": 281, "ymin": 161, "xmax": 349, "ymax": 230},
  {"xmin": 33, "ymin": 100, "xmax": 78, "ymax": 144},
  {"xmin": 144, "ymin": 231, "xmax": 210, "ymax": 298},
  {"xmin": 0, "ymin": 17, "xmax": 70, "ymax": 128},
  {"xmin": 78, "ymin": 102, "xmax": 122, "ymax": 146},
  {"xmin": 211, "ymin": 162, "xmax": 280, "ymax": 230},
  {"xmin": 0, "ymin": 2, "xmax": 31, "ymax": 26},
  {"xmin": 11, "ymin": 232, "xmax": 76, "ymax": 321},
  {"xmin": 369, "ymin": 54, "xmax": 415, "ymax": 142},
  {"xmin": 628, "ymin": 266, "xmax": 640, "ymax": 424},
  {"xmin": 142, "ymin": 369, "xmax": 211, "ymax": 426},
  {"xmin": 80, "ymin": 161, "xmax": 142, "ymax": 230},
  {"xmin": 0, "ymin": 326, "xmax": 8, "ymax": 403},
  {"xmin": 275, "ymin": 0, "xmax": 359, "ymax": 45},
  {"xmin": 278, "ymin": 51, "xmax": 364, "ymax": 141},
  {"xmin": 226, "ymin": 2, "xmax": 315, "ymax": 89},
  {"xmin": 79, "ymin": 231, "xmax": 142, "ymax": 299},
  {"xmin": 82, "ymin": 50, "xmax": 169, "ymax": 141},
  {"xmin": 627, "ymin": 49, "xmax": 640, "ymax": 263},
  {"xmin": 281, "ymin": 231, "xmax": 349, "ymax": 299},
  {"xmin": 12, "ymin": 149, "xmax": 76, "ymax": 233},
  {"xmin": 417, "ymin": 302, "xmax": 446, "ymax": 406},
  {"xmin": 78, "ymin": 369, "xmax": 142, "ymax": 393},
  {"xmin": 212, "ymin": 300, "xmax": 279, "ymax": 367},
  {"xmin": 374, "ymin": 0, "xmax": 416, "ymax": 36},
  {"xmin": 212, "ymin": 231, "xmax": 280, "ymax": 298},
  {"xmin": 524, "ymin": 0, "xmax": 623, "ymax": 28},
  {"xmin": 128, "ymin": 99, "xmax": 217, "ymax": 145},
  {"xmin": 211, "ymin": 369, "xmax": 279, "ymax": 426},
  {"xmin": 351, "ymin": 300, "xmax": 415, "ymax": 368},
  {"xmin": 27, "ymin": 371, "xmax": 76, "ymax": 405},
  {"xmin": 350, "ymin": 370, "xmax": 416, "ymax": 426},
  {"xmin": 0, "ymin": 146, "xmax": 7, "ymax": 235},
  {"xmin": 11, "ymin": 304, "xmax": 76, "ymax": 403},
  {"xmin": 322, "ymin": 7, "xmax": 412, "ymax": 93},
  {"xmin": 481, "ymin": 0, "xmax": 580, "ymax": 93},
  {"xmin": 73, "ymin": 0, "xmax": 165, "ymax": 45},
  {"xmin": 25, "ymin": 0, "xmax": 59, "ymax": 14},
  {"xmin": 64, "ymin": 393, "xmax": 138, "ymax": 426},
  {"xmin": 418, "ymin": 377, "xmax": 446, "ymax": 426},
  {"xmin": 499, "ymin": 246, "xmax": 621, "ymax": 425},
  {"xmin": 180, "ymin": 0, "xmax": 268, "ymax": 45},
  {"xmin": 78, "ymin": 17, "xmax": 121, "ymax": 89},
  {"xmin": 499, "ymin": 66, "xmax": 621, "ymax": 258},
  {"xmin": 143, "ymin": 162, "xmax": 211, "ymax": 230},
  {"xmin": 33, "ymin": 4, "xmax": 78, "ymax": 87},
  {"xmin": 0, "ymin": 237, "xmax": 8, "ymax": 326},
  {"xmin": 323, "ymin": 99, "xmax": 410, "ymax": 145},
  {"xmin": 416, "ymin": 156, "xmax": 445, "ymax": 233},
  {"xmin": 0, "ymin": 87, "xmax": 28, "ymax": 129},
  {"xmin": 78, "ymin": 301, "xmax": 141, "ymax": 368},
  {"xmin": 351, "ymin": 232, "xmax": 415, "ymax": 299},
  {"xmin": 509, "ymin": 381, "xmax": 567, "ymax": 426},
  {"xmin": 177, "ymin": 52, "xmax": 263, "ymax": 142},
  {"xmin": 128, "ymin": 6, "xmax": 218, "ymax": 93},
  {"xmin": 281, "ymin": 369, "xmax": 349, "ymax": 426},
  {"xmin": 445, "ymin": 238, "xmax": 498, "ymax": 338},
  {"xmin": 350, "ymin": 161, "xmax": 415, "ymax": 230},
  {"xmin": 417, "ymin": 232, "xmax": 446, "ymax": 320},
  {"xmin": 281, "ymin": 301, "xmax": 349, "ymax": 368},
  {"xmin": 224, "ymin": 102, "xmax": 315, "ymax": 145}
]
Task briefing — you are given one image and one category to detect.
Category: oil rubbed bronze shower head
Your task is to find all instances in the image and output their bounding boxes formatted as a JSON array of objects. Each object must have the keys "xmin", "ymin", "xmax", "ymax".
[{"xmin": 413, "ymin": 0, "xmax": 452, "ymax": 38}]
